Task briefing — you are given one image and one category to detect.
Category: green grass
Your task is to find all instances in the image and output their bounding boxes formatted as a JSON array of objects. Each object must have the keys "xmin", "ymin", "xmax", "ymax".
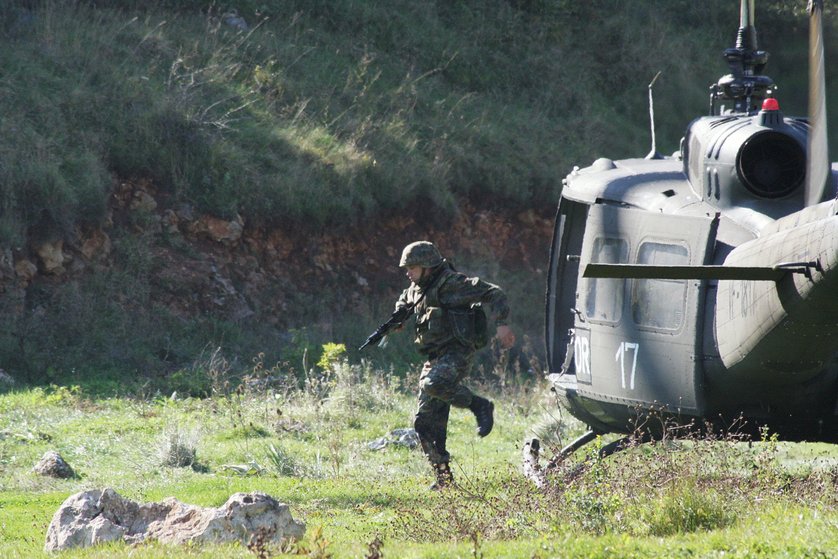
[{"xmin": 1, "ymin": 367, "xmax": 836, "ymax": 558}]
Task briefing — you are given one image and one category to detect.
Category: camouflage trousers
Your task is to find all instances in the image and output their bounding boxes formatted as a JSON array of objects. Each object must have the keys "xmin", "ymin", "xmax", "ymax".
[{"xmin": 413, "ymin": 348, "xmax": 476, "ymax": 465}]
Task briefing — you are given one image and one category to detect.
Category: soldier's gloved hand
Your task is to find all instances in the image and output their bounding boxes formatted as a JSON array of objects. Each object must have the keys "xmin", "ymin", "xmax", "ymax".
[{"xmin": 496, "ymin": 325, "xmax": 516, "ymax": 349}]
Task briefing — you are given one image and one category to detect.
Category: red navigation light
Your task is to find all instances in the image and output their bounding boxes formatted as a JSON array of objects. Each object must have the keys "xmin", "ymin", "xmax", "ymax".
[{"xmin": 762, "ymin": 98, "xmax": 780, "ymax": 111}]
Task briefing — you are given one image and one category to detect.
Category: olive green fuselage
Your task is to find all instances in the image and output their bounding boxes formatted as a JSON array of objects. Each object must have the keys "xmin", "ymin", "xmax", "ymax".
[{"xmin": 546, "ymin": 145, "xmax": 838, "ymax": 442}]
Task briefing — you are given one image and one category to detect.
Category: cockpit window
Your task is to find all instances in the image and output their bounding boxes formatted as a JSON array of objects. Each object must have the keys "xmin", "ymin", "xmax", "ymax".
[
  {"xmin": 632, "ymin": 242, "xmax": 689, "ymax": 330},
  {"xmin": 585, "ymin": 237, "xmax": 628, "ymax": 323}
]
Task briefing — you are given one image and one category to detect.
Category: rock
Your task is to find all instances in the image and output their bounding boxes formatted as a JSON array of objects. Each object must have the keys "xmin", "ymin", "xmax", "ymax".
[
  {"xmin": 353, "ymin": 272, "xmax": 369, "ymax": 287},
  {"xmin": 14, "ymin": 258, "xmax": 37, "ymax": 282},
  {"xmin": 209, "ymin": 264, "xmax": 254, "ymax": 321},
  {"xmin": 45, "ymin": 488, "xmax": 305, "ymax": 552},
  {"xmin": 367, "ymin": 428, "xmax": 420, "ymax": 451},
  {"xmin": 80, "ymin": 229, "xmax": 112, "ymax": 260},
  {"xmin": 35, "ymin": 240, "xmax": 68, "ymax": 275},
  {"xmin": 161, "ymin": 209, "xmax": 181, "ymax": 235},
  {"xmin": 33, "ymin": 451, "xmax": 76, "ymax": 479},
  {"xmin": 175, "ymin": 203, "xmax": 195, "ymax": 222},
  {"xmin": 188, "ymin": 215, "xmax": 244, "ymax": 245},
  {"xmin": 130, "ymin": 190, "xmax": 158, "ymax": 213}
]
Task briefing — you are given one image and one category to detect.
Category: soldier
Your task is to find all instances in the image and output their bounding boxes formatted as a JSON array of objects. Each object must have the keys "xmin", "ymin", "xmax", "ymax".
[{"xmin": 394, "ymin": 241, "xmax": 515, "ymax": 490}]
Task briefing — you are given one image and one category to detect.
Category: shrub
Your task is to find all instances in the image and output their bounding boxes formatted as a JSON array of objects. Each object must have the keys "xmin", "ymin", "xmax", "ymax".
[{"xmin": 159, "ymin": 426, "xmax": 199, "ymax": 468}]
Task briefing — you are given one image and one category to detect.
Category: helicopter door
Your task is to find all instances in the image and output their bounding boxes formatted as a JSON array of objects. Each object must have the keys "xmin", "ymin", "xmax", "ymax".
[
  {"xmin": 545, "ymin": 198, "xmax": 588, "ymax": 374},
  {"xmin": 577, "ymin": 205, "xmax": 717, "ymax": 416}
]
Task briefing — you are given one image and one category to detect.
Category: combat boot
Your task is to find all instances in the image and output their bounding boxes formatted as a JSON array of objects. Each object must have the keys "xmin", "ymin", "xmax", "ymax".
[
  {"xmin": 429, "ymin": 462, "xmax": 454, "ymax": 490},
  {"xmin": 469, "ymin": 396, "xmax": 494, "ymax": 437}
]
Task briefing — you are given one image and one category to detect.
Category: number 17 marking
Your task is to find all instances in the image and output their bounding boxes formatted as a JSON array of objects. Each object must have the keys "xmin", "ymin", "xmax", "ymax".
[{"xmin": 615, "ymin": 342, "xmax": 639, "ymax": 390}]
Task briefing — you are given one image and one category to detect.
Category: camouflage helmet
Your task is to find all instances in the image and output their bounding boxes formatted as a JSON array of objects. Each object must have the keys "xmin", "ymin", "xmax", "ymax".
[{"xmin": 399, "ymin": 241, "xmax": 443, "ymax": 268}]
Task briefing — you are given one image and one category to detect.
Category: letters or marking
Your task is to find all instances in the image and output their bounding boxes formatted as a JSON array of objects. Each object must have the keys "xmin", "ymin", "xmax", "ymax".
[
  {"xmin": 728, "ymin": 280, "xmax": 755, "ymax": 319},
  {"xmin": 574, "ymin": 334, "xmax": 592, "ymax": 382},
  {"xmin": 615, "ymin": 342, "xmax": 640, "ymax": 390}
]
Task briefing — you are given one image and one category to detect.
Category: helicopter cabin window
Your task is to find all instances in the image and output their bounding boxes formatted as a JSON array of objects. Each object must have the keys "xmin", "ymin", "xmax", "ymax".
[
  {"xmin": 632, "ymin": 242, "xmax": 689, "ymax": 330},
  {"xmin": 585, "ymin": 237, "xmax": 628, "ymax": 323}
]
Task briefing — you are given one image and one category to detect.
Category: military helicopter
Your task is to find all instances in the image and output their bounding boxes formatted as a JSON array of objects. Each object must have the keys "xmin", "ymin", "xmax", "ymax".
[{"xmin": 526, "ymin": 0, "xmax": 838, "ymax": 476}]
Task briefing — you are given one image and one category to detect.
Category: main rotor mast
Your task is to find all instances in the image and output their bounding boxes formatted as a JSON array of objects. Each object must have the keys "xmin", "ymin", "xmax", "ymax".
[{"xmin": 711, "ymin": 0, "xmax": 775, "ymax": 114}]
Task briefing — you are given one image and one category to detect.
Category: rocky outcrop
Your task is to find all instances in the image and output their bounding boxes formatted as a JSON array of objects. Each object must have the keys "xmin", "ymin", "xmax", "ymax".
[
  {"xmin": 0, "ymin": 178, "xmax": 554, "ymax": 340},
  {"xmin": 44, "ymin": 488, "xmax": 305, "ymax": 551}
]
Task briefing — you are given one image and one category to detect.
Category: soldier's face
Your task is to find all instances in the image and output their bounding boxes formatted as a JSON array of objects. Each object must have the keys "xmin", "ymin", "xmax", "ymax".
[{"xmin": 404, "ymin": 265, "xmax": 425, "ymax": 284}]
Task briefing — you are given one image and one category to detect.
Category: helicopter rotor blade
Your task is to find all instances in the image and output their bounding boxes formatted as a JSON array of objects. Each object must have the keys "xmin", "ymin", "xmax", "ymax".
[{"xmin": 806, "ymin": 0, "xmax": 829, "ymax": 206}]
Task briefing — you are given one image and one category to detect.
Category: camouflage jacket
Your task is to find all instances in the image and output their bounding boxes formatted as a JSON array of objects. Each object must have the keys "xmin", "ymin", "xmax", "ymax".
[{"xmin": 396, "ymin": 262, "xmax": 509, "ymax": 355}]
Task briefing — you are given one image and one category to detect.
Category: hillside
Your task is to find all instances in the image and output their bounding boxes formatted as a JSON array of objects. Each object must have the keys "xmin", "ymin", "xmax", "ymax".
[{"xmin": 0, "ymin": 1, "xmax": 835, "ymax": 388}]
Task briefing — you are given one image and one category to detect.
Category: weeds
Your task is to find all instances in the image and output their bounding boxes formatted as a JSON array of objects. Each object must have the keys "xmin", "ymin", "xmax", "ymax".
[
  {"xmin": 393, "ymin": 415, "xmax": 837, "ymax": 544},
  {"xmin": 1, "ymin": 369, "xmax": 837, "ymax": 558},
  {"xmin": 280, "ymin": 525, "xmax": 332, "ymax": 559},
  {"xmin": 265, "ymin": 443, "xmax": 303, "ymax": 477},
  {"xmin": 159, "ymin": 426, "xmax": 198, "ymax": 468},
  {"xmin": 167, "ymin": 346, "xmax": 235, "ymax": 398},
  {"xmin": 364, "ymin": 536, "xmax": 384, "ymax": 559},
  {"xmin": 247, "ymin": 526, "xmax": 276, "ymax": 559},
  {"xmin": 642, "ymin": 481, "xmax": 734, "ymax": 536}
]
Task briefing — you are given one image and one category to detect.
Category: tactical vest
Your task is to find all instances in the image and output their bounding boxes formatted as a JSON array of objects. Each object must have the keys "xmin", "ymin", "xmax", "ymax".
[{"xmin": 413, "ymin": 268, "xmax": 457, "ymax": 352}]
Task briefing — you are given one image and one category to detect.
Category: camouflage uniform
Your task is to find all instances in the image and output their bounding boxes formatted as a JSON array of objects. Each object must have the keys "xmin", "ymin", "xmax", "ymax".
[{"xmin": 396, "ymin": 248, "xmax": 510, "ymax": 469}]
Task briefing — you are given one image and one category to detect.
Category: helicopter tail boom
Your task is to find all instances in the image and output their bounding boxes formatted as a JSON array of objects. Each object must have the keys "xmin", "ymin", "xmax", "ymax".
[{"xmin": 715, "ymin": 207, "xmax": 838, "ymax": 376}]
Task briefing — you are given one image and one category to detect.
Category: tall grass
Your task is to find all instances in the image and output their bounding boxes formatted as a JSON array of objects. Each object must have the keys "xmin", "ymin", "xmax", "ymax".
[{"xmin": 4, "ymin": 0, "xmax": 834, "ymax": 244}]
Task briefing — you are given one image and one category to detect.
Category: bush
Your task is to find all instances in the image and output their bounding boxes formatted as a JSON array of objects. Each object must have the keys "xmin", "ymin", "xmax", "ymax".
[{"xmin": 160, "ymin": 427, "xmax": 199, "ymax": 468}]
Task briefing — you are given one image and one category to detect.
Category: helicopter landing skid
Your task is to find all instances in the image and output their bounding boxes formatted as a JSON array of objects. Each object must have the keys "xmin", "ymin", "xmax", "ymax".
[{"xmin": 522, "ymin": 430, "xmax": 655, "ymax": 488}]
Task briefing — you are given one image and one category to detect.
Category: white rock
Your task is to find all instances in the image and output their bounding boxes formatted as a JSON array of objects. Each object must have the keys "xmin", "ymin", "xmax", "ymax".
[{"xmin": 45, "ymin": 488, "xmax": 305, "ymax": 551}]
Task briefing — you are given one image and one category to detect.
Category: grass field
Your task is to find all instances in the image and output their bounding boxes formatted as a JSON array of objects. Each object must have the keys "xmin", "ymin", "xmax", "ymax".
[
  {"xmin": 2, "ymin": 5, "xmax": 837, "ymax": 556},
  {"xmin": 1, "ymin": 359, "xmax": 836, "ymax": 558}
]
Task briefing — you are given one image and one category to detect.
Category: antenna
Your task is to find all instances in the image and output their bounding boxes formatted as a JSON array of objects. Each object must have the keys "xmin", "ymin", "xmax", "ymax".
[{"xmin": 646, "ymin": 72, "xmax": 663, "ymax": 160}]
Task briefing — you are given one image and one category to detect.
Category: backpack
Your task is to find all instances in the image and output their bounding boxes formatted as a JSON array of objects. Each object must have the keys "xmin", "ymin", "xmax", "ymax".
[{"xmin": 448, "ymin": 304, "xmax": 490, "ymax": 350}]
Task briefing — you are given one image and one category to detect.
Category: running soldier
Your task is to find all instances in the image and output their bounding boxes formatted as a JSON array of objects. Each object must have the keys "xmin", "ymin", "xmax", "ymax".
[{"xmin": 393, "ymin": 241, "xmax": 515, "ymax": 489}]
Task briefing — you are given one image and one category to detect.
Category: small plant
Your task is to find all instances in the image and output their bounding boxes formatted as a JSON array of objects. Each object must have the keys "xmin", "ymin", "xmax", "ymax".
[
  {"xmin": 280, "ymin": 526, "xmax": 332, "ymax": 559},
  {"xmin": 159, "ymin": 427, "xmax": 199, "ymax": 468},
  {"xmin": 527, "ymin": 408, "xmax": 569, "ymax": 448},
  {"xmin": 326, "ymin": 435, "xmax": 344, "ymax": 478},
  {"xmin": 364, "ymin": 536, "xmax": 384, "ymax": 559},
  {"xmin": 317, "ymin": 343, "xmax": 346, "ymax": 371},
  {"xmin": 167, "ymin": 346, "xmax": 234, "ymax": 398},
  {"xmin": 247, "ymin": 525, "xmax": 276, "ymax": 559},
  {"xmin": 561, "ymin": 437, "xmax": 623, "ymax": 534},
  {"xmin": 266, "ymin": 443, "xmax": 302, "ymax": 477},
  {"xmin": 750, "ymin": 426, "xmax": 783, "ymax": 491},
  {"xmin": 643, "ymin": 481, "xmax": 734, "ymax": 535},
  {"xmin": 469, "ymin": 531, "xmax": 483, "ymax": 559},
  {"xmin": 44, "ymin": 384, "xmax": 83, "ymax": 406}
]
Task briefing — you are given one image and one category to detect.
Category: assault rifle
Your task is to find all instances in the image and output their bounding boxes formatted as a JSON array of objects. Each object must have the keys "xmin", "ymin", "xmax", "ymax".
[{"xmin": 359, "ymin": 296, "xmax": 422, "ymax": 351}]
